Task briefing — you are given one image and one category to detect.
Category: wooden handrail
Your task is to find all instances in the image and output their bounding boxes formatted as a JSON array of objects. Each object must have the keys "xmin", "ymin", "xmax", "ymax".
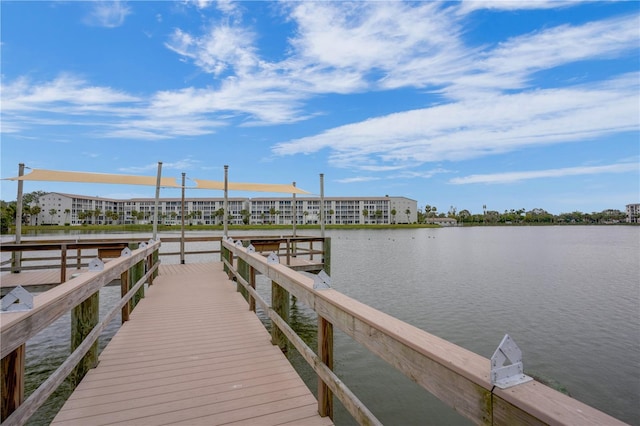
[
  {"xmin": 221, "ymin": 240, "xmax": 626, "ymax": 426},
  {"xmin": 1, "ymin": 241, "xmax": 160, "ymax": 357},
  {"xmin": 1, "ymin": 241, "xmax": 160, "ymax": 424}
]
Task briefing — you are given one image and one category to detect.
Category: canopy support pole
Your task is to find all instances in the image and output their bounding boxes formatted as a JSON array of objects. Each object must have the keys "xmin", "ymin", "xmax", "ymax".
[
  {"xmin": 180, "ymin": 172, "xmax": 186, "ymax": 264},
  {"xmin": 152, "ymin": 162, "xmax": 162, "ymax": 240},
  {"xmin": 13, "ymin": 163, "xmax": 25, "ymax": 273},
  {"xmin": 223, "ymin": 165, "xmax": 229, "ymax": 238},
  {"xmin": 320, "ymin": 173, "xmax": 325, "ymax": 238},
  {"xmin": 292, "ymin": 182, "xmax": 297, "ymax": 237}
]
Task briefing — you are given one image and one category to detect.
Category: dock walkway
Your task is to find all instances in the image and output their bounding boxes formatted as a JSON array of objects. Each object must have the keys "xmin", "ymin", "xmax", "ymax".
[{"xmin": 51, "ymin": 262, "xmax": 332, "ymax": 426}]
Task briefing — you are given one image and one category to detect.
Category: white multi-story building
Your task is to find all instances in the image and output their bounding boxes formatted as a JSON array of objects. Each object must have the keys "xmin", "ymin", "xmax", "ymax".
[
  {"xmin": 31, "ymin": 193, "xmax": 417, "ymax": 226},
  {"xmin": 626, "ymin": 203, "xmax": 640, "ymax": 223}
]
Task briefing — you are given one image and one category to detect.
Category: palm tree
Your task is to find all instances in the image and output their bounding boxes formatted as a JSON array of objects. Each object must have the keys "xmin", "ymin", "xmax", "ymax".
[
  {"xmin": 64, "ymin": 208, "xmax": 71, "ymax": 224},
  {"xmin": 269, "ymin": 207, "xmax": 277, "ymax": 224},
  {"xmin": 362, "ymin": 209, "xmax": 369, "ymax": 224},
  {"xmin": 30, "ymin": 205, "xmax": 41, "ymax": 225},
  {"xmin": 93, "ymin": 208, "xmax": 102, "ymax": 225},
  {"xmin": 48, "ymin": 208, "xmax": 57, "ymax": 225},
  {"xmin": 303, "ymin": 211, "xmax": 308, "ymax": 224},
  {"xmin": 390, "ymin": 209, "xmax": 397, "ymax": 224},
  {"xmin": 374, "ymin": 210, "xmax": 383, "ymax": 224},
  {"xmin": 240, "ymin": 209, "xmax": 250, "ymax": 225}
]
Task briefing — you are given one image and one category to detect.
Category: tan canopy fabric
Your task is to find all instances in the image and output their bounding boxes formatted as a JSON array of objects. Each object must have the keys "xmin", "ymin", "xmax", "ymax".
[
  {"xmin": 4, "ymin": 168, "xmax": 309, "ymax": 194},
  {"xmin": 192, "ymin": 179, "xmax": 310, "ymax": 194},
  {"xmin": 4, "ymin": 169, "xmax": 180, "ymax": 187}
]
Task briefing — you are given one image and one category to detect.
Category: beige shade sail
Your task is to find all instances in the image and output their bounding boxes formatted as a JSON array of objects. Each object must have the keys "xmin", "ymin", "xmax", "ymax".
[
  {"xmin": 4, "ymin": 168, "xmax": 181, "ymax": 187},
  {"xmin": 192, "ymin": 179, "xmax": 310, "ymax": 194}
]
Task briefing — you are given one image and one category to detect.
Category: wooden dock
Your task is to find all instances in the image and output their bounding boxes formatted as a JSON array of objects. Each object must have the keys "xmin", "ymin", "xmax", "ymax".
[{"xmin": 51, "ymin": 262, "xmax": 332, "ymax": 426}]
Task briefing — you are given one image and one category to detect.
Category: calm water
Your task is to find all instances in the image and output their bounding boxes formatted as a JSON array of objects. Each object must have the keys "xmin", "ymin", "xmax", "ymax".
[{"xmin": 4, "ymin": 226, "xmax": 639, "ymax": 425}]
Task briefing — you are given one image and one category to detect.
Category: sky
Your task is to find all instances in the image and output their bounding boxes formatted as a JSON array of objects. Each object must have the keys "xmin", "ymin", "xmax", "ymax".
[{"xmin": 1, "ymin": 0, "xmax": 639, "ymax": 215}]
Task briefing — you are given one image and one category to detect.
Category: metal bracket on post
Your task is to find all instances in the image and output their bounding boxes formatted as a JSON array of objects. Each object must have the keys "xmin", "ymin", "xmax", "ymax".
[
  {"xmin": 267, "ymin": 252, "xmax": 279, "ymax": 264},
  {"xmin": 1, "ymin": 286, "xmax": 33, "ymax": 312},
  {"xmin": 139, "ymin": 242, "xmax": 148, "ymax": 249},
  {"xmin": 89, "ymin": 258, "xmax": 105, "ymax": 272},
  {"xmin": 235, "ymin": 240, "xmax": 243, "ymax": 248},
  {"xmin": 121, "ymin": 247, "xmax": 132, "ymax": 257},
  {"xmin": 247, "ymin": 244, "xmax": 255, "ymax": 254},
  {"xmin": 491, "ymin": 334, "xmax": 533, "ymax": 389},
  {"xmin": 313, "ymin": 270, "xmax": 331, "ymax": 290},
  {"xmin": 148, "ymin": 238, "xmax": 156, "ymax": 244}
]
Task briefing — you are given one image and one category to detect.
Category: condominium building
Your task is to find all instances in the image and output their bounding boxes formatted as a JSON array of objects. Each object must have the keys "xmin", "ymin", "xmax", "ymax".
[
  {"xmin": 626, "ymin": 203, "xmax": 640, "ymax": 223},
  {"xmin": 32, "ymin": 193, "xmax": 417, "ymax": 226}
]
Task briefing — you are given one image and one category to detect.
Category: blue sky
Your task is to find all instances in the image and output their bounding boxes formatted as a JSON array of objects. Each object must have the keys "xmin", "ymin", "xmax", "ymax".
[{"xmin": 1, "ymin": 0, "xmax": 638, "ymax": 215}]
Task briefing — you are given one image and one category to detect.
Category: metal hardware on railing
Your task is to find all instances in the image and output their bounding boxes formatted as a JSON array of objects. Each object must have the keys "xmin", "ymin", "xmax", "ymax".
[
  {"xmin": 247, "ymin": 244, "xmax": 255, "ymax": 253},
  {"xmin": 139, "ymin": 242, "xmax": 148, "ymax": 249},
  {"xmin": 491, "ymin": 334, "xmax": 533, "ymax": 389},
  {"xmin": 313, "ymin": 270, "xmax": 331, "ymax": 290},
  {"xmin": 88, "ymin": 258, "xmax": 105, "ymax": 271},
  {"xmin": 1, "ymin": 286, "xmax": 33, "ymax": 312},
  {"xmin": 235, "ymin": 240, "xmax": 243, "ymax": 248},
  {"xmin": 267, "ymin": 252, "xmax": 279, "ymax": 264},
  {"xmin": 121, "ymin": 247, "xmax": 132, "ymax": 257}
]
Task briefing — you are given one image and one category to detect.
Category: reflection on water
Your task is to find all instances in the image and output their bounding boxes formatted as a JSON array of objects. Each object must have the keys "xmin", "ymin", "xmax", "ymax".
[{"xmin": 9, "ymin": 227, "xmax": 640, "ymax": 425}]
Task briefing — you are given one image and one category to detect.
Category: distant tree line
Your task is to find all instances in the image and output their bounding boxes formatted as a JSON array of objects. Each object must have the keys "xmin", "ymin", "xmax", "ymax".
[{"xmin": 417, "ymin": 204, "xmax": 629, "ymax": 225}]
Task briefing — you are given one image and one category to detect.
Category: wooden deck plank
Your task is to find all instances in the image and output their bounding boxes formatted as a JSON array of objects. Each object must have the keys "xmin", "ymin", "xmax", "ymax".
[
  {"xmin": 0, "ymin": 269, "xmax": 84, "ymax": 288},
  {"xmin": 52, "ymin": 262, "xmax": 331, "ymax": 426}
]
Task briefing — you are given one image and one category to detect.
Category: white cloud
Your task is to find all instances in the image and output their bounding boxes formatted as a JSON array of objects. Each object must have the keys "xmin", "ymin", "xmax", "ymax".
[
  {"xmin": 83, "ymin": 1, "xmax": 131, "ymax": 28},
  {"xmin": 2, "ymin": 75, "xmax": 139, "ymax": 111},
  {"xmin": 457, "ymin": 1, "xmax": 576, "ymax": 16},
  {"xmin": 4, "ymin": 2, "xmax": 638, "ymax": 147},
  {"xmin": 118, "ymin": 158, "xmax": 201, "ymax": 174},
  {"xmin": 273, "ymin": 74, "xmax": 640, "ymax": 169},
  {"xmin": 335, "ymin": 176, "xmax": 381, "ymax": 184},
  {"xmin": 449, "ymin": 162, "xmax": 639, "ymax": 184}
]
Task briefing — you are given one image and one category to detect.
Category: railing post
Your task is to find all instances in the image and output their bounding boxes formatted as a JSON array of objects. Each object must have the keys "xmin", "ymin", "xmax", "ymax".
[
  {"xmin": 237, "ymin": 257, "xmax": 249, "ymax": 300},
  {"xmin": 271, "ymin": 281, "xmax": 289, "ymax": 353},
  {"xmin": 76, "ymin": 248, "xmax": 82, "ymax": 269},
  {"xmin": 60, "ymin": 244, "xmax": 67, "ymax": 283},
  {"xmin": 128, "ymin": 243, "xmax": 144, "ymax": 309},
  {"xmin": 1, "ymin": 344, "xmax": 25, "ymax": 421},
  {"xmin": 323, "ymin": 237, "xmax": 331, "ymax": 276},
  {"xmin": 310, "ymin": 241, "xmax": 314, "ymax": 261},
  {"xmin": 70, "ymin": 292, "xmax": 98, "ymax": 387},
  {"xmin": 318, "ymin": 316, "xmax": 334, "ymax": 418},
  {"xmin": 286, "ymin": 238, "xmax": 291, "ymax": 266},
  {"xmin": 153, "ymin": 247, "xmax": 159, "ymax": 279},
  {"xmin": 121, "ymin": 268, "xmax": 130, "ymax": 323},
  {"xmin": 146, "ymin": 253, "xmax": 154, "ymax": 286},
  {"xmin": 249, "ymin": 266, "xmax": 256, "ymax": 312}
]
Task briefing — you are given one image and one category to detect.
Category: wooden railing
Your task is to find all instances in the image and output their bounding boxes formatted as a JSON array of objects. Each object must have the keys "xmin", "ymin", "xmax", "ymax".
[
  {"xmin": 221, "ymin": 239, "xmax": 626, "ymax": 426},
  {"xmin": 1, "ymin": 241, "xmax": 132, "ymax": 282},
  {"xmin": 0, "ymin": 235, "xmax": 326, "ymax": 285},
  {"xmin": 0, "ymin": 240, "xmax": 161, "ymax": 425}
]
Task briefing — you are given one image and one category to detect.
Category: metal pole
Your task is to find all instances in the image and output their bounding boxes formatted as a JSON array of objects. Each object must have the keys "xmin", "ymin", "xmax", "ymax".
[
  {"xmin": 13, "ymin": 163, "xmax": 25, "ymax": 272},
  {"xmin": 223, "ymin": 165, "xmax": 229, "ymax": 238},
  {"xmin": 180, "ymin": 172, "xmax": 186, "ymax": 264},
  {"xmin": 320, "ymin": 173, "xmax": 325, "ymax": 238},
  {"xmin": 152, "ymin": 162, "xmax": 162, "ymax": 240},
  {"xmin": 292, "ymin": 182, "xmax": 297, "ymax": 237}
]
